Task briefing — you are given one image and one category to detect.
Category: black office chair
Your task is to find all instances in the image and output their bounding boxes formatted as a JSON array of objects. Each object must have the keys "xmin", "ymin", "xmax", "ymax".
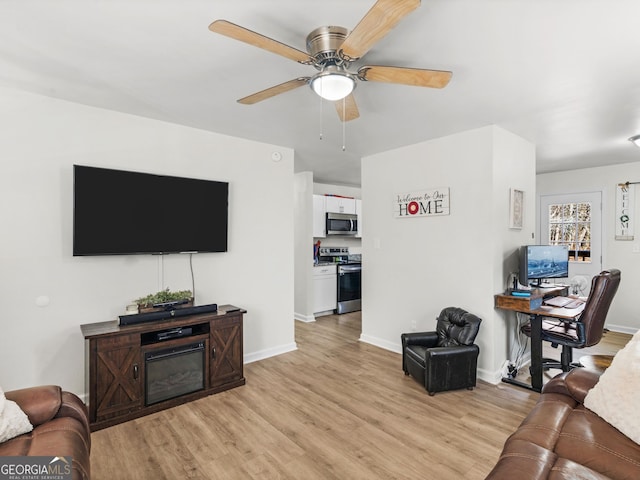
[
  {"xmin": 402, "ymin": 307, "xmax": 482, "ymax": 395},
  {"xmin": 521, "ymin": 269, "xmax": 621, "ymax": 372}
]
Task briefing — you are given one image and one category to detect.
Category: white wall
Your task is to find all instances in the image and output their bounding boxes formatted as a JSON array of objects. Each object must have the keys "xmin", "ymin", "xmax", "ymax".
[
  {"xmin": 361, "ymin": 125, "xmax": 535, "ymax": 382},
  {"xmin": 0, "ymin": 87, "xmax": 296, "ymax": 394},
  {"xmin": 491, "ymin": 127, "xmax": 538, "ymax": 371},
  {"xmin": 538, "ymin": 162, "xmax": 640, "ymax": 333},
  {"xmin": 294, "ymin": 172, "xmax": 315, "ymax": 321}
]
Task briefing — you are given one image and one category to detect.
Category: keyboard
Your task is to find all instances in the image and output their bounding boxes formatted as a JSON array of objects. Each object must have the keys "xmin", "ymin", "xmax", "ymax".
[
  {"xmin": 544, "ymin": 296, "xmax": 585, "ymax": 309},
  {"xmin": 544, "ymin": 296, "xmax": 572, "ymax": 307},
  {"xmin": 564, "ymin": 299, "xmax": 585, "ymax": 309}
]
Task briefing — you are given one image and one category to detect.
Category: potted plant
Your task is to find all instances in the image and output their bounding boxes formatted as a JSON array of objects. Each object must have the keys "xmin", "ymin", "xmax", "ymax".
[{"xmin": 134, "ymin": 288, "xmax": 194, "ymax": 313}]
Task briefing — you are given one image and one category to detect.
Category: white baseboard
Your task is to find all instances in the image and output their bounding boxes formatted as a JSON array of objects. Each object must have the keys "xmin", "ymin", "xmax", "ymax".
[
  {"xmin": 359, "ymin": 333, "xmax": 402, "ymax": 354},
  {"xmin": 294, "ymin": 312, "xmax": 316, "ymax": 323},
  {"xmin": 294, "ymin": 310, "xmax": 337, "ymax": 322},
  {"xmin": 478, "ymin": 368, "xmax": 502, "ymax": 385},
  {"xmin": 244, "ymin": 342, "xmax": 298, "ymax": 364},
  {"xmin": 359, "ymin": 333, "xmax": 532, "ymax": 387},
  {"xmin": 606, "ymin": 324, "xmax": 639, "ymax": 335}
]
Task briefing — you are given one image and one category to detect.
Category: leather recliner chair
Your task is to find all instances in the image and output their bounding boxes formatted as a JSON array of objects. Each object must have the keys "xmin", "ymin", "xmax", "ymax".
[
  {"xmin": 0, "ymin": 385, "xmax": 91, "ymax": 479},
  {"xmin": 402, "ymin": 307, "xmax": 482, "ymax": 395}
]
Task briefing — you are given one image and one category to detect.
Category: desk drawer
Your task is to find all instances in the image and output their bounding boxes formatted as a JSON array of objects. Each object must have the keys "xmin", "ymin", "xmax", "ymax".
[{"xmin": 495, "ymin": 295, "xmax": 542, "ymax": 311}]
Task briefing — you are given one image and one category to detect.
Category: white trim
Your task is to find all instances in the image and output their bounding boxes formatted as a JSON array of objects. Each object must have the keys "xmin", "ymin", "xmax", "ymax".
[
  {"xmin": 294, "ymin": 312, "xmax": 316, "ymax": 323},
  {"xmin": 606, "ymin": 324, "xmax": 639, "ymax": 336},
  {"xmin": 536, "ymin": 187, "xmax": 607, "ymax": 269},
  {"xmin": 538, "ymin": 190, "xmax": 604, "ymax": 285},
  {"xmin": 478, "ymin": 368, "xmax": 502, "ymax": 385},
  {"xmin": 244, "ymin": 342, "xmax": 298, "ymax": 364},
  {"xmin": 361, "ymin": 334, "xmax": 503, "ymax": 387},
  {"xmin": 359, "ymin": 333, "xmax": 402, "ymax": 354}
]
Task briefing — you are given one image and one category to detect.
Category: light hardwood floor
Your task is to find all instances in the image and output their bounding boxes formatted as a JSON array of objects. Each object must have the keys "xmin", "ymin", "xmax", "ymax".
[
  {"xmin": 90, "ymin": 313, "xmax": 630, "ymax": 479},
  {"xmin": 513, "ymin": 325, "xmax": 631, "ymax": 385}
]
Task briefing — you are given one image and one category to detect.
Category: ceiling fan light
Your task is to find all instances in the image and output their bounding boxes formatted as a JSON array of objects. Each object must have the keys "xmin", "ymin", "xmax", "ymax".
[
  {"xmin": 311, "ymin": 72, "xmax": 355, "ymax": 101},
  {"xmin": 629, "ymin": 134, "xmax": 640, "ymax": 147}
]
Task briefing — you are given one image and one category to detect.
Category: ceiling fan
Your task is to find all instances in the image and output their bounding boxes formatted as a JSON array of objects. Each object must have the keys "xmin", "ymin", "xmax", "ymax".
[{"xmin": 209, "ymin": 0, "xmax": 452, "ymax": 122}]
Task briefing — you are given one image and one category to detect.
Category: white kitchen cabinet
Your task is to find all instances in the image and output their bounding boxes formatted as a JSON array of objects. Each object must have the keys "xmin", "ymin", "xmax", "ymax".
[
  {"xmin": 325, "ymin": 196, "xmax": 356, "ymax": 214},
  {"xmin": 355, "ymin": 199, "xmax": 362, "ymax": 238},
  {"xmin": 313, "ymin": 264, "xmax": 337, "ymax": 315},
  {"xmin": 313, "ymin": 194, "xmax": 326, "ymax": 238}
]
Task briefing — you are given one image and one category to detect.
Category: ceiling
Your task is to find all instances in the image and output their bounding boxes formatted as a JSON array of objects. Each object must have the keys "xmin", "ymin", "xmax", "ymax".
[{"xmin": 2, "ymin": 0, "xmax": 640, "ymax": 186}]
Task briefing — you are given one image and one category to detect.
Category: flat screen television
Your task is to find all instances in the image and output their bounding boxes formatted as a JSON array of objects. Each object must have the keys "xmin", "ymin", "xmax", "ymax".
[
  {"xmin": 518, "ymin": 245, "xmax": 569, "ymax": 287},
  {"xmin": 73, "ymin": 165, "xmax": 228, "ymax": 256}
]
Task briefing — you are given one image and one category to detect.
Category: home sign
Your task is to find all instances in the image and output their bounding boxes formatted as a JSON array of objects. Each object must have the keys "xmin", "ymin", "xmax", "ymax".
[{"xmin": 394, "ymin": 187, "xmax": 450, "ymax": 218}]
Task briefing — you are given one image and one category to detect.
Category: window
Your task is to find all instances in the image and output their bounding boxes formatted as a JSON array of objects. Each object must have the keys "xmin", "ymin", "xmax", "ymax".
[
  {"xmin": 548, "ymin": 202, "xmax": 591, "ymax": 262},
  {"xmin": 540, "ymin": 191, "xmax": 601, "ymax": 284}
]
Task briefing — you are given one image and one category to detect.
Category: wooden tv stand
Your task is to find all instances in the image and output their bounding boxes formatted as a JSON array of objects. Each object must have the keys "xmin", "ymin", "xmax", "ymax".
[{"xmin": 80, "ymin": 305, "xmax": 245, "ymax": 431}]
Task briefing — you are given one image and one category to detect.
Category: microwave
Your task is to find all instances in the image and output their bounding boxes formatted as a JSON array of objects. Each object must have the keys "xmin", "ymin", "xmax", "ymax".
[{"xmin": 326, "ymin": 212, "xmax": 358, "ymax": 235}]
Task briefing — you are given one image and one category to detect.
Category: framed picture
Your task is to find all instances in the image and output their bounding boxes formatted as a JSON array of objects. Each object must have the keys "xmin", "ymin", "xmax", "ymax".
[{"xmin": 509, "ymin": 188, "xmax": 524, "ymax": 229}]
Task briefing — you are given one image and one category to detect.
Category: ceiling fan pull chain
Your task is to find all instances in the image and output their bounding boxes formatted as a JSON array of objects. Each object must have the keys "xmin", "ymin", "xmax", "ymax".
[
  {"xmin": 319, "ymin": 91, "xmax": 324, "ymax": 140},
  {"xmin": 342, "ymin": 98, "xmax": 346, "ymax": 151}
]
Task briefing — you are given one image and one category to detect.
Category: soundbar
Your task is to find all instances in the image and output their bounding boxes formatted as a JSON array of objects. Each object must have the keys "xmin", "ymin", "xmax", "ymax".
[{"xmin": 119, "ymin": 303, "xmax": 218, "ymax": 326}]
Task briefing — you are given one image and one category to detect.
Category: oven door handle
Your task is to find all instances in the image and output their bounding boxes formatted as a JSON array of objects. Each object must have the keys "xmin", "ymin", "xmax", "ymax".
[{"xmin": 339, "ymin": 266, "xmax": 362, "ymax": 274}]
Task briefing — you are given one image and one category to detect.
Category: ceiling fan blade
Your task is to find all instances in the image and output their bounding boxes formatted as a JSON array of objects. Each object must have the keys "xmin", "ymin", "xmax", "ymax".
[
  {"xmin": 237, "ymin": 77, "xmax": 310, "ymax": 105},
  {"xmin": 358, "ymin": 65, "xmax": 452, "ymax": 88},
  {"xmin": 334, "ymin": 94, "xmax": 360, "ymax": 122},
  {"xmin": 340, "ymin": 0, "xmax": 421, "ymax": 61},
  {"xmin": 209, "ymin": 20, "xmax": 313, "ymax": 64}
]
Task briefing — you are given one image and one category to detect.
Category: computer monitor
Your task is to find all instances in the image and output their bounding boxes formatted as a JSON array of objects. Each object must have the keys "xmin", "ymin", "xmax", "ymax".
[{"xmin": 518, "ymin": 245, "xmax": 569, "ymax": 287}]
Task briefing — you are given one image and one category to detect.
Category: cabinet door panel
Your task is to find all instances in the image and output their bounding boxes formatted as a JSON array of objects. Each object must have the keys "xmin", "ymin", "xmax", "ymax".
[
  {"xmin": 210, "ymin": 316, "xmax": 243, "ymax": 387},
  {"xmin": 95, "ymin": 336, "xmax": 142, "ymax": 419},
  {"xmin": 314, "ymin": 275, "xmax": 337, "ymax": 313},
  {"xmin": 325, "ymin": 196, "xmax": 356, "ymax": 214},
  {"xmin": 313, "ymin": 195, "xmax": 326, "ymax": 237}
]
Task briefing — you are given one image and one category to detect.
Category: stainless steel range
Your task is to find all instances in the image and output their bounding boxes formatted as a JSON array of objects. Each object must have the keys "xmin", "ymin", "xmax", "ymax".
[
  {"xmin": 318, "ymin": 247, "xmax": 362, "ymax": 314},
  {"xmin": 336, "ymin": 263, "xmax": 361, "ymax": 314}
]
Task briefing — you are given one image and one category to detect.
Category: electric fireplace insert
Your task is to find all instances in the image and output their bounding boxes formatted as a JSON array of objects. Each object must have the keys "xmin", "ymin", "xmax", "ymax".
[{"xmin": 145, "ymin": 340, "xmax": 205, "ymax": 405}]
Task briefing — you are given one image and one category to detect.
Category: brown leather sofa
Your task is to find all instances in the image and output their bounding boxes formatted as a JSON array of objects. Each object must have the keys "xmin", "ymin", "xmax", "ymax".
[
  {"xmin": 0, "ymin": 385, "xmax": 91, "ymax": 480},
  {"xmin": 486, "ymin": 368, "xmax": 640, "ymax": 479}
]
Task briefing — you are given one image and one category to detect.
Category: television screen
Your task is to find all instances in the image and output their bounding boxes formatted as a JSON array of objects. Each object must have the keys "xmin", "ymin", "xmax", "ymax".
[
  {"xmin": 73, "ymin": 165, "xmax": 228, "ymax": 256},
  {"xmin": 519, "ymin": 245, "xmax": 569, "ymax": 286}
]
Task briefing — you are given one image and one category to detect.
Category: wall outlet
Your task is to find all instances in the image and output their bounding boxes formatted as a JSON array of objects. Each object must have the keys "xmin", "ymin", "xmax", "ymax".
[{"xmin": 410, "ymin": 320, "xmax": 417, "ymax": 332}]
